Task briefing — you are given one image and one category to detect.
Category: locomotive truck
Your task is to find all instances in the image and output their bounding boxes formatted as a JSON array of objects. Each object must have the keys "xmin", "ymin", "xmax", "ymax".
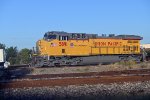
[{"xmin": 32, "ymin": 31, "xmax": 143, "ymax": 67}]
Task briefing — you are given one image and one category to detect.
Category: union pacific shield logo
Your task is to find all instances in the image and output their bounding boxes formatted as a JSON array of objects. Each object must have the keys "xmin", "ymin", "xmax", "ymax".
[{"xmin": 70, "ymin": 43, "xmax": 74, "ymax": 47}]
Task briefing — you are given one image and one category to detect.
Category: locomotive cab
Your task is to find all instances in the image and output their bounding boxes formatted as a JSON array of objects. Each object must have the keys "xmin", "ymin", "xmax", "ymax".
[
  {"xmin": 43, "ymin": 31, "xmax": 70, "ymax": 41},
  {"xmin": 43, "ymin": 32, "xmax": 57, "ymax": 40}
]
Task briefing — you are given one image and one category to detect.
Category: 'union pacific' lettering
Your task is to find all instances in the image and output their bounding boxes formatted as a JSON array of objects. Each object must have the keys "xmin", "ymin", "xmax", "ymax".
[
  {"xmin": 95, "ymin": 42, "xmax": 106, "ymax": 46},
  {"xmin": 95, "ymin": 42, "xmax": 122, "ymax": 46}
]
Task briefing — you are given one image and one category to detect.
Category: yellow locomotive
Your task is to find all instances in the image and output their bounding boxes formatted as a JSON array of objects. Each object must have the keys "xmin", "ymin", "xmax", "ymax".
[{"xmin": 32, "ymin": 31, "xmax": 143, "ymax": 67}]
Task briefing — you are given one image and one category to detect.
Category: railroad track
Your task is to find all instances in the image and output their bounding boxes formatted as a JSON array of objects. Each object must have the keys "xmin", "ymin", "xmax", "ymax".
[
  {"xmin": 0, "ymin": 74, "xmax": 150, "ymax": 89},
  {"xmin": 0, "ymin": 69, "xmax": 150, "ymax": 89},
  {"xmin": 3, "ymin": 68, "xmax": 150, "ymax": 80}
]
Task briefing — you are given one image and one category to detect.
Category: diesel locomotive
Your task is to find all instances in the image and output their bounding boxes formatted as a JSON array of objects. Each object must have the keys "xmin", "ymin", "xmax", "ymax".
[{"xmin": 32, "ymin": 31, "xmax": 143, "ymax": 67}]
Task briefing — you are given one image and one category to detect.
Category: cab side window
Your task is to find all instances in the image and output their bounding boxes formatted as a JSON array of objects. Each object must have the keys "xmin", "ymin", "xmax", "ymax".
[{"xmin": 59, "ymin": 36, "xmax": 68, "ymax": 41}]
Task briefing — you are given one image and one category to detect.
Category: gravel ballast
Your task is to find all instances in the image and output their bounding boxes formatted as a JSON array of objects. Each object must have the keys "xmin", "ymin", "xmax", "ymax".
[{"xmin": 1, "ymin": 81, "xmax": 150, "ymax": 100}]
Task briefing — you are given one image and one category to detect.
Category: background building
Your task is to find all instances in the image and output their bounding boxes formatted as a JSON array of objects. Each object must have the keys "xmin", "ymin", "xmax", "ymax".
[{"xmin": 141, "ymin": 44, "xmax": 150, "ymax": 49}]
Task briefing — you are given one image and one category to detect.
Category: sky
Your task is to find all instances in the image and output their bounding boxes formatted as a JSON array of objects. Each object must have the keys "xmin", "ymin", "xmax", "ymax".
[{"xmin": 0, "ymin": 0, "xmax": 150, "ymax": 50}]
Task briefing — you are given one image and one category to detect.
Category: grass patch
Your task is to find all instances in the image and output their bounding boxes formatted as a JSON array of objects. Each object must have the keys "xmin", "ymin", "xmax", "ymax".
[
  {"xmin": 113, "ymin": 60, "xmax": 137, "ymax": 69},
  {"xmin": 140, "ymin": 63, "xmax": 147, "ymax": 68},
  {"xmin": 84, "ymin": 67, "xmax": 89, "ymax": 72},
  {"xmin": 76, "ymin": 68, "xmax": 81, "ymax": 72}
]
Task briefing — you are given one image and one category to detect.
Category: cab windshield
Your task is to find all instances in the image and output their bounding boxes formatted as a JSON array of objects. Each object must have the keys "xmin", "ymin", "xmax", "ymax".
[
  {"xmin": 48, "ymin": 35, "xmax": 56, "ymax": 39},
  {"xmin": 44, "ymin": 34, "xmax": 56, "ymax": 39}
]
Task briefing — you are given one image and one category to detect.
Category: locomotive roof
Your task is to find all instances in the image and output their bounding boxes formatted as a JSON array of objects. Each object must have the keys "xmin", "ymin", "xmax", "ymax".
[{"xmin": 43, "ymin": 31, "xmax": 143, "ymax": 40}]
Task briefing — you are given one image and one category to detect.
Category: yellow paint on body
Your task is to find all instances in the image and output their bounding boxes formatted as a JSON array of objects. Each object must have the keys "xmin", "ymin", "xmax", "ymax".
[{"xmin": 37, "ymin": 38, "xmax": 141, "ymax": 56}]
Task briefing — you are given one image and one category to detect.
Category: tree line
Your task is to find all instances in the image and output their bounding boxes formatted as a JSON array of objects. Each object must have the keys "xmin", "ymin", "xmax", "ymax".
[{"xmin": 0, "ymin": 43, "xmax": 32, "ymax": 65}]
